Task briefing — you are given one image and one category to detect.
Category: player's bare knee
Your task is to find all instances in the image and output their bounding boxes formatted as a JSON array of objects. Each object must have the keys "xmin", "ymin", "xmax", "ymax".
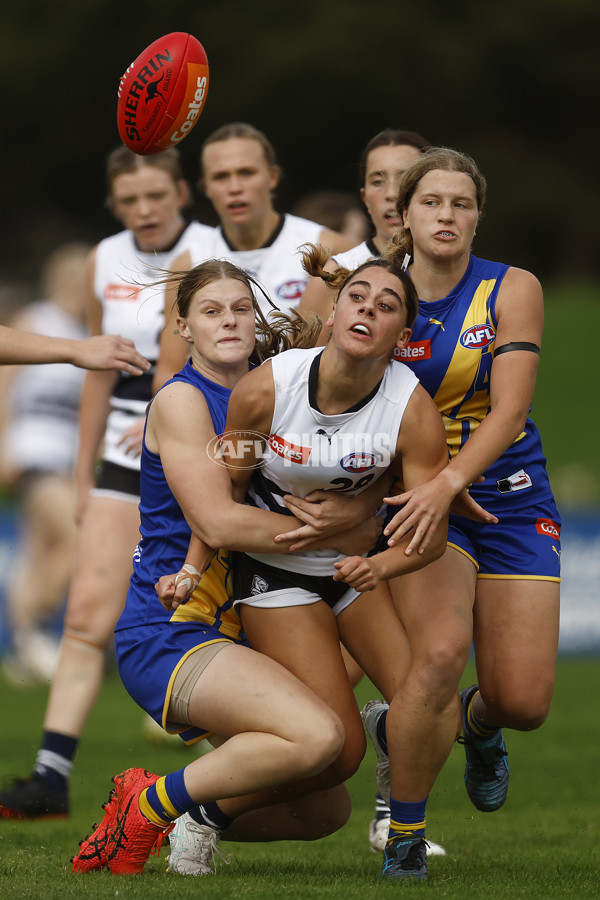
[
  {"xmin": 417, "ymin": 639, "xmax": 469, "ymax": 699},
  {"xmin": 327, "ymin": 745, "xmax": 363, "ymax": 783},
  {"xmin": 62, "ymin": 600, "xmax": 114, "ymax": 647},
  {"xmin": 483, "ymin": 690, "xmax": 552, "ymax": 731},
  {"xmin": 63, "ymin": 588, "xmax": 120, "ymax": 644},
  {"xmin": 506, "ymin": 698, "xmax": 552, "ymax": 731},
  {"xmin": 320, "ymin": 724, "xmax": 365, "ymax": 784},
  {"xmin": 300, "ymin": 712, "xmax": 345, "ymax": 777}
]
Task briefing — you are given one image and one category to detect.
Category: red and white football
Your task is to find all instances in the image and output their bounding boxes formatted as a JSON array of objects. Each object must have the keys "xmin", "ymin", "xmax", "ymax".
[{"xmin": 117, "ymin": 32, "xmax": 209, "ymax": 155}]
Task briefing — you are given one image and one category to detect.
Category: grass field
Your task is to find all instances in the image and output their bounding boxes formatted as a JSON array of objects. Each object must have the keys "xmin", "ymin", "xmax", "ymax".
[
  {"xmin": 534, "ymin": 281, "xmax": 600, "ymax": 508},
  {"xmin": 1, "ymin": 658, "xmax": 598, "ymax": 899},
  {"xmin": 0, "ymin": 281, "xmax": 599, "ymax": 897}
]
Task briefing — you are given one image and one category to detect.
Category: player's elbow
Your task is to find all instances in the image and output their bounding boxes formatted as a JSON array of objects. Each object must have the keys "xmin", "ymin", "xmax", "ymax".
[{"xmin": 193, "ymin": 508, "xmax": 246, "ymax": 551}]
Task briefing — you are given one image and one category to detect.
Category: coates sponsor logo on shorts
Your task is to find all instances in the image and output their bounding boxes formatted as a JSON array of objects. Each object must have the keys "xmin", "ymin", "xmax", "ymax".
[
  {"xmin": 206, "ymin": 430, "xmax": 271, "ymax": 470},
  {"xmin": 393, "ymin": 340, "xmax": 431, "ymax": 362},
  {"xmin": 460, "ymin": 325, "xmax": 496, "ymax": 349},
  {"xmin": 277, "ymin": 280, "xmax": 307, "ymax": 303},
  {"xmin": 340, "ymin": 452, "xmax": 376, "ymax": 473},
  {"xmin": 535, "ymin": 518, "xmax": 561, "ymax": 539},
  {"xmin": 105, "ymin": 284, "xmax": 141, "ymax": 301},
  {"xmin": 268, "ymin": 434, "xmax": 311, "ymax": 464}
]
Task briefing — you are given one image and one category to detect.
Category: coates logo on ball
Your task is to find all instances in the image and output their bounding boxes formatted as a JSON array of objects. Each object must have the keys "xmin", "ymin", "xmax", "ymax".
[{"xmin": 117, "ymin": 32, "xmax": 209, "ymax": 155}]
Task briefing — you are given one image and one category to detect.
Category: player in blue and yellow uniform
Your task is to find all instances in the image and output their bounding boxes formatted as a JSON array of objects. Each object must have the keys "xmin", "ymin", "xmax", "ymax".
[
  {"xmin": 72, "ymin": 259, "xmax": 354, "ymax": 877},
  {"xmin": 114, "ymin": 358, "xmax": 241, "ymax": 745},
  {"xmin": 359, "ymin": 148, "xmax": 561, "ymax": 880}
]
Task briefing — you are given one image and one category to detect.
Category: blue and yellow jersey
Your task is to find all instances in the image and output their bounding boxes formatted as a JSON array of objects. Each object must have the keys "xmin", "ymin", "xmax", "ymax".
[
  {"xmin": 115, "ymin": 360, "xmax": 242, "ymax": 641},
  {"xmin": 396, "ymin": 255, "xmax": 554, "ymax": 510}
]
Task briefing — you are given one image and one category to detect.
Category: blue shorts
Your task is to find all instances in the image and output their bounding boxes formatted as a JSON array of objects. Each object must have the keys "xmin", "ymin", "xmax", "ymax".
[
  {"xmin": 115, "ymin": 622, "xmax": 241, "ymax": 744},
  {"xmin": 448, "ymin": 498, "xmax": 561, "ymax": 581}
]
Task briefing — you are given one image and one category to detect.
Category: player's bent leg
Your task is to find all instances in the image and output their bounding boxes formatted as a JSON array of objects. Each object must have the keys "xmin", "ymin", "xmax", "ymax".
[
  {"xmin": 385, "ymin": 550, "xmax": 475, "ymax": 802},
  {"xmin": 167, "ymin": 781, "xmax": 351, "ymax": 876},
  {"xmin": 0, "ymin": 496, "xmax": 141, "ymax": 822},
  {"xmin": 184, "ymin": 642, "xmax": 346, "ymax": 797},
  {"xmin": 337, "ymin": 582, "xmax": 411, "ymax": 702},
  {"xmin": 44, "ymin": 494, "xmax": 141, "ymax": 736},
  {"xmin": 166, "ymin": 786, "xmax": 351, "ymax": 877},
  {"xmin": 460, "ymin": 579, "xmax": 560, "ymax": 813},
  {"xmin": 337, "ymin": 587, "xmax": 411, "ymax": 855},
  {"xmin": 361, "ymin": 550, "xmax": 474, "ymax": 876},
  {"xmin": 222, "ymin": 784, "xmax": 352, "ymax": 842},
  {"xmin": 239, "ymin": 602, "xmax": 366, "ymax": 786},
  {"xmin": 473, "ymin": 579, "xmax": 560, "ymax": 730},
  {"xmin": 74, "ymin": 645, "xmax": 346, "ymax": 876}
]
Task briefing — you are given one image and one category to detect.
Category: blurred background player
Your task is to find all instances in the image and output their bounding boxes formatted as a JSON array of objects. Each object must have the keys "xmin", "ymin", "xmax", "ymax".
[
  {"xmin": 299, "ymin": 128, "xmax": 431, "ymax": 339},
  {"xmin": 0, "ymin": 243, "xmax": 90, "ymax": 684},
  {"xmin": 154, "ymin": 122, "xmax": 354, "ymax": 386},
  {"xmin": 0, "ymin": 146, "xmax": 212, "ymax": 820},
  {"xmin": 0, "ymin": 326, "xmax": 148, "ymax": 371},
  {"xmin": 291, "ymin": 189, "xmax": 370, "ymax": 246}
]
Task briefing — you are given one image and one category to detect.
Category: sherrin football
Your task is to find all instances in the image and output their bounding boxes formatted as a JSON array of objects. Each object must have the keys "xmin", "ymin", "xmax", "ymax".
[{"xmin": 117, "ymin": 32, "xmax": 209, "ymax": 155}]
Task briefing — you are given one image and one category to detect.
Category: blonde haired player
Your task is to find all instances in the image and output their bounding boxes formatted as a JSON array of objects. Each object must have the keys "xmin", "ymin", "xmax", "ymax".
[{"xmin": 154, "ymin": 122, "xmax": 354, "ymax": 388}]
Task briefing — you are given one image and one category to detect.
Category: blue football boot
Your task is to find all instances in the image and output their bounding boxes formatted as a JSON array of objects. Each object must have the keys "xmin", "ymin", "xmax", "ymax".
[{"xmin": 460, "ymin": 685, "xmax": 509, "ymax": 812}]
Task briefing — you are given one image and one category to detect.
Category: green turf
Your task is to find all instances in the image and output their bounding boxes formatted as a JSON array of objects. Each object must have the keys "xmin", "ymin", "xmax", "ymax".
[
  {"xmin": 1, "ymin": 659, "xmax": 598, "ymax": 898},
  {"xmin": 534, "ymin": 281, "xmax": 600, "ymax": 508}
]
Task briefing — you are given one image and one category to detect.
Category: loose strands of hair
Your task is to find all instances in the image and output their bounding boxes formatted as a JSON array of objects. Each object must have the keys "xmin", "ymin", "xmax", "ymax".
[
  {"xmin": 299, "ymin": 242, "xmax": 418, "ymax": 328},
  {"xmin": 248, "ymin": 273, "xmax": 321, "ymax": 363}
]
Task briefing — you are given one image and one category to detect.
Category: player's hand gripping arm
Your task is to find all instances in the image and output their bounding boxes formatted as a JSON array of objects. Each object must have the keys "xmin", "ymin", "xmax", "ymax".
[{"xmin": 333, "ymin": 384, "xmax": 450, "ymax": 591}]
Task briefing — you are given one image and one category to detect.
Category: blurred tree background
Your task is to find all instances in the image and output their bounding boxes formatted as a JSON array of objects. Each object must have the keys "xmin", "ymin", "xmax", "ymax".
[
  {"xmin": 1, "ymin": 0, "xmax": 598, "ymax": 284},
  {"xmin": 0, "ymin": 0, "xmax": 598, "ymax": 504}
]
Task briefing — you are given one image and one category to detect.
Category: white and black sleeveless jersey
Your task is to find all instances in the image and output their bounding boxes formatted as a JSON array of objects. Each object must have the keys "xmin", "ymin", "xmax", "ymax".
[
  {"xmin": 94, "ymin": 220, "xmax": 213, "ymax": 470},
  {"xmin": 332, "ymin": 238, "xmax": 379, "ymax": 270},
  {"xmin": 244, "ymin": 346, "xmax": 418, "ymax": 577},
  {"xmin": 188, "ymin": 214, "xmax": 323, "ymax": 316}
]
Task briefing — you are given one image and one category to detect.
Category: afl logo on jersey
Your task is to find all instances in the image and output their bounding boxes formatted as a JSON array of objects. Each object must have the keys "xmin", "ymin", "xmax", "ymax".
[
  {"xmin": 340, "ymin": 452, "xmax": 376, "ymax": 473},
  {"xmin": 277, "ymin": 280, "xmax": 306, "ymax": 302},
  {"xmin": 460, "ymin": 325, "xmax": 496, "ymax": 349}
]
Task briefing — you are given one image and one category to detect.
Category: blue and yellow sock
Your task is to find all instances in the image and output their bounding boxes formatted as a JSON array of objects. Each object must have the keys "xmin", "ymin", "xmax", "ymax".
[
  {"xmin": 138, "ymin": 768, "xmax": 194, "ymax": 827},
  {"xmin": 387, "ymin": 797, "xmax": 427, "ymax": 845},
  {"xmin": 465, "ymin": 690, "xmax": 499, "ymax": 739}
]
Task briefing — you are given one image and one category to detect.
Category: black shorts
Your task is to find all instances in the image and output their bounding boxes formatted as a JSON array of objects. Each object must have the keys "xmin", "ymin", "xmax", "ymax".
[
  {"xmin": 94, "ymin": 460, "xmax": 140, "ymax": 498},
  {"xmin": 233, "ymin": 552, "xmax": 358, "ymax": 615}
]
